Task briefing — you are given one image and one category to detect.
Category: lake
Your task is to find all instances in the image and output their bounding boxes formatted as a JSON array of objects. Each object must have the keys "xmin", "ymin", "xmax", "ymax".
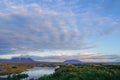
[{"xmin": 0, "ymin": 67, "xmax": 56, "ymax": 80}]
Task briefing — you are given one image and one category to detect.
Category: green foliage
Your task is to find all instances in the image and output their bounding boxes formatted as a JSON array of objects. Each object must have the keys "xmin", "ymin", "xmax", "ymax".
[
  {"xmin": 7, "ymin": 74, "xmax": 28, "ymax": 80},
  {"xmin": 39, "ymin": 64, "xmax": 120, "ymax": 80}
]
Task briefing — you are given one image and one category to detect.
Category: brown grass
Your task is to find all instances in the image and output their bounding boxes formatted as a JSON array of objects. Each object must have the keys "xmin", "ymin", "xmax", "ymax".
[{"xmin": 0, "ymin": 63, "xmax": 35, "ymax": 75}]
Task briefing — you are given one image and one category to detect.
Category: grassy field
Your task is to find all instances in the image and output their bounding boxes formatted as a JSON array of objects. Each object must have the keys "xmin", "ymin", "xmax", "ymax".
[
  {"xmin": 39, "ymin": 64, "xmax": 120, "ymax": 80},
  {"xmin": 0, "ymin": 63, "xmax": 35, "ymax": 75}
]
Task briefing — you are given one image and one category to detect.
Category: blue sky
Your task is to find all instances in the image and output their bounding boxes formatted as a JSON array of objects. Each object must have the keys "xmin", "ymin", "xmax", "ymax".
[{"xmin": 0, "ymin": 0, "xmax": 120, "ymax": 62}]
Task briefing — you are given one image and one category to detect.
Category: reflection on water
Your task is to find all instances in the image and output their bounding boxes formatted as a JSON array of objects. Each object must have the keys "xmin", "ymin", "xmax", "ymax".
[
  {"xmin": 21, "ymin": 67, "xmax": 55, "ymax": 80},
  {"xmin": 0, "ymin": 67, "xmax": 56, "ymax": 80}
]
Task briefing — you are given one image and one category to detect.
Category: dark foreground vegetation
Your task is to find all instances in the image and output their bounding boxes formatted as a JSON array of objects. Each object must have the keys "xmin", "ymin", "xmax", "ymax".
[
  {"xmin": 0, "ymin": 74, "xmax": 28, "ymax": 80},
  {"xmin": 39, "ymin": 64, "xmax": 120, "ymax": 80},
  {"xmin": 7, "ymin": 74, "xmax": 28, "ymax": 80}
]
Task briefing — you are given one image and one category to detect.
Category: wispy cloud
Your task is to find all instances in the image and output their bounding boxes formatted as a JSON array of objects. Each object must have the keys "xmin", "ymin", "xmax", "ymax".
[{"xmin": 0, "ymin": 0, "xmax": 120, "ymax": 54}]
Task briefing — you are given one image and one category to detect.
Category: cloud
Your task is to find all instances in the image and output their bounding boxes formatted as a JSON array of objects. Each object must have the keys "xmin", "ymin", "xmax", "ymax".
[
  {"xmin": 13, "ymin": 52, "xmax": 120, "ymax": 62},
  {"xmin": 0, "ymin": 0, "xmax": 120, "ymax": 54}
]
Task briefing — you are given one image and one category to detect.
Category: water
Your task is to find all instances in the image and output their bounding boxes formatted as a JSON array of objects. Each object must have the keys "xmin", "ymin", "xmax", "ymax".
[
  {"xmin": 21, "ymin": 67, "xmax": 55, "ymax": 80},
  {"xmin": 0, "ymin": 67, "xmax": 56, "ymax": 80}
]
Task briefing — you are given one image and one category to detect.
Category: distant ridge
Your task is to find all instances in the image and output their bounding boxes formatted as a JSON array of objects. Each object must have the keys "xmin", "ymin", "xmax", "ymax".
[
  {"xmin": 64, "ymin": 59, "xmax": 82, "ymax": 64},
  {"xmin": 0, "ymin": 57, "xmax": 35, "ymax": 63}
]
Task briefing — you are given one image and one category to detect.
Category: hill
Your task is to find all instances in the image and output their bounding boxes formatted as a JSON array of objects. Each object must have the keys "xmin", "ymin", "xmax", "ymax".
[{"xmin": 64, "ymin": 59, "xmax": 82, "ymax": 64}]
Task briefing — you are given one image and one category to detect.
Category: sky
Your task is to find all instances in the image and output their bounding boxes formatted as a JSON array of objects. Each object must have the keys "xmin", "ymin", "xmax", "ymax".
[{"xmin": 0, "ymin": 0, "xmax": 120, "ymax": 62}]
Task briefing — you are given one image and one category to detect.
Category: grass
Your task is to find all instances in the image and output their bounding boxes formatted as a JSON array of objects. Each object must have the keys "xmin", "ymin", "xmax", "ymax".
[
  {"xmin": 39, "ymin": 64, "xmax": 120, "ymax": 80},
  {"xmin": 0, "ymin": 63, "xmax": 35, "ymax": 75}
]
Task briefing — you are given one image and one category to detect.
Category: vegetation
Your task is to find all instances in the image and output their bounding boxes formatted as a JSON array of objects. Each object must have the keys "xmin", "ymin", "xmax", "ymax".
[
  {"xmin": 0, "ymin": 63, "xmax": 120, "ymax": 80},
  {"xmin": 0, "ymin": 63, "xmax": 35, "ymax": 75},
  {"xmin": 39, "ymin": 64, "xmax": 120, "ymax": 80},
  {"xmin": 6, "ymin": 74, "xmax": 28, "ymax": 80}
]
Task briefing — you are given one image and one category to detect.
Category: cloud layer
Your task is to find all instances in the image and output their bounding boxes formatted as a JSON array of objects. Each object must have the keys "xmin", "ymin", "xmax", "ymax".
[{"xmin": 0, "ymin": 0, "xmax": 120, "ymax": 54}]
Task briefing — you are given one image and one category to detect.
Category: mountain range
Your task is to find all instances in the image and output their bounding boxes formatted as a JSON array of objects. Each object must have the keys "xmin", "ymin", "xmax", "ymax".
[
  {"xmin": 0, "ymin": 57, "xmax": 119, "ymax": 64},
  {"xmin": 0, "ymin": 57, "xmax": 35, "ymax": 63}
]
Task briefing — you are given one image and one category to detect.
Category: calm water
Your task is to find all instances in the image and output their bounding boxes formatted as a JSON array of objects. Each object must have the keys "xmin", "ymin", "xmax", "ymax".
[
  {"xmin": 0, "ymin": 67, "xmax": 56, "ymax": 80},
  {"xmin": 21, "ymin": 67, "xmax": 55, "ymax": 80}
]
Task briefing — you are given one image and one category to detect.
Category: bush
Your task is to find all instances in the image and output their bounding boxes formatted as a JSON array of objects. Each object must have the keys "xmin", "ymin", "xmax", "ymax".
[{"xmin": 39, "ymin": 64, "xmax": 120, "ymax": 80}]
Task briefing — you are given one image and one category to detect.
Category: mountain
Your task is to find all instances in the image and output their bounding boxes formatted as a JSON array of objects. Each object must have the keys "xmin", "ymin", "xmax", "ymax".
[
  {"xmin": 0, "ymin": 57, "xmax": 35, "ymax": 63},
  {"xmin": 11, "ymin": 57, "xmax": 35, "ymax": 63},
  {"xmin": 64, "ymin": 59, "xmax": 82, "ymax": 64}
]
